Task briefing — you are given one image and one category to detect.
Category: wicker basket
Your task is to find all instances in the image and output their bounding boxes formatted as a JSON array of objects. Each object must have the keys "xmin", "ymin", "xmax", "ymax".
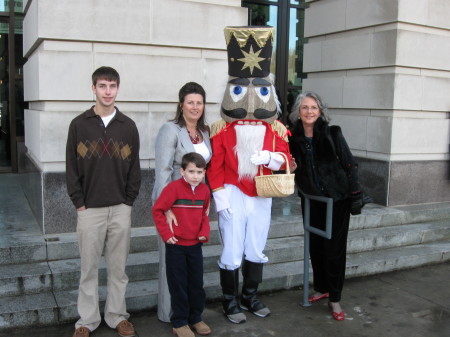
[{"xmin": 255, "ymin": 152, "xmax": 295, "ymax": 198}]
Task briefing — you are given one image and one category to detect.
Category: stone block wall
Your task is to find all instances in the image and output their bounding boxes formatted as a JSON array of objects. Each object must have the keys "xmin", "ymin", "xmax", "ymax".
[
  {"xmin": 303, "ymin": 0, "xmax": 450, "ymax": 206},
  {"xmin": 21, "ymin": 0, "xmax": 246, "ymax": 233}
]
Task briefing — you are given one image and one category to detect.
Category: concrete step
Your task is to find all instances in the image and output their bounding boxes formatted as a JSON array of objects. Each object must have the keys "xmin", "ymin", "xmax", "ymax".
[
  {"xmin": 2, "ymin": 219, "xmax": 450, "ymax": 298},
  {"xmin": 392, "ymin": 202, "xmax": 450, "ymax": 224},
  {"xmin": 272, "ymin": 199, "xmax": 450, "ymax": 230},
  {"xmin": 40, "ymin": 202, "xmax": 450, "ymax": 263},
  {"xmin": 1, "ymin": 200, "xmax": 450, "ymax": 330},
  {"xmin": 0, "ymin": 175, "xmax": 47, "ymax": 266},
  {"xmin": 43, "ymin": 217, "xmax": 302, "ymax": 262},
  {"xmin": 2, "ymin": 240, "xmax": 449, "ymax": 330},
  {"xmin": 0, "ymin": 236, "xmax": 46, "ymax": 266},
  {"xmin": 0, "ymin": 292, "xmax": 59, "ymax": 329},
  {"xmin": 6, "ymin": 236, "xmax": 302, "ymax": 296},
  {"xmin": 2, "ymin": 201, "xmax": 449, "ymax": 267},
  {"xmin": 347, "ymin": 220, "xmax": 450, "ymax": 253},
  {"xmin": 0, "ymin": 262, "xmax": 52, "ymax": 297}
]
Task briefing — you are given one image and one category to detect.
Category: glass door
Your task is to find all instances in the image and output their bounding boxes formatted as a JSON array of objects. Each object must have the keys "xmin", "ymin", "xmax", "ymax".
[
  {"xmin": 244, "ymin": 3, "xmax": 278, "ymax": 75},
  {"xmin": 242, "ymin": 0, "xmax": 308, "ymax": 126},
  {"xmin": 286, "ymin": 4, "xmax": 307, "ymax": 124},
  {"xmin": 0, "ymin": 0, "xmax": 26, "ymax": 173}
]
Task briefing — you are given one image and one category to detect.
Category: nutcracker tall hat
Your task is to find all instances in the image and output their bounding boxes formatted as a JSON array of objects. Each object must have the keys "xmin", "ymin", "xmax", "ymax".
[
  {"xmin": 224, "ymin": 26, "xmax": 274, "ymax": 78},
  {"xmin": 219, "ymin": 26, "xmax": 279, "ymax": 124}
]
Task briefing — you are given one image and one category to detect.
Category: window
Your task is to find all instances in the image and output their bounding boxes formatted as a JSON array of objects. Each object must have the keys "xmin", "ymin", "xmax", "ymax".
[
  {"xmin": 242, "ymin": 0, "xmax": 308, "ymax": 124},
  {"xmin": 0, "ymin": 0, "xmax": 26, "ymax": 173}
]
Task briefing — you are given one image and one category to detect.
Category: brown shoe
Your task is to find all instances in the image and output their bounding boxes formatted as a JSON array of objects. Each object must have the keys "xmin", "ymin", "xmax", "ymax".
[
  {"xmin": 116, "ymin": 320, "xmax": 135, "ymax": 337},
  {"xmin": 190, "ymin": 321, "xmax": 211, "ymax": 335},
  {"xmin": 172, "ymin": 325, "xmax": 194, "ymax": 337},
  {"xmin": 72, "ymin": 327, "xmax": 90, "ymax": 337}
]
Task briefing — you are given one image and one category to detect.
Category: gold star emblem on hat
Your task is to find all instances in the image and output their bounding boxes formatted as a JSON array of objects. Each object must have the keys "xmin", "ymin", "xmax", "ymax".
[{"xmin": 237, "ymin": 45, "xmax": 265, "ymax": 75}]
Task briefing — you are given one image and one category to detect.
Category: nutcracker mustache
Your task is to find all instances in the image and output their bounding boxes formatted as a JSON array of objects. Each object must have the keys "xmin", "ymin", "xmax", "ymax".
[{"xmin": 222, "ymin": 107, "xmax": 277, "ymax": 120}]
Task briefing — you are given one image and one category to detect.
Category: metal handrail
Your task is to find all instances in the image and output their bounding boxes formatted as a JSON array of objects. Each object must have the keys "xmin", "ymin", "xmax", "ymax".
[{"xmin": 299, "ymin": 189, "xmax": 333, "ymax": 307}]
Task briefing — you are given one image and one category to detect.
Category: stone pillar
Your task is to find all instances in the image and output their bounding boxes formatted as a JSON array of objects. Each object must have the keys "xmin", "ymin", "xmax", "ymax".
[
  {"xmin": 302, "ymin": 0, "xmax": 450, "ymax": 206},
  {"xmin": 22, "ymin": 0, "xmax": 246, "ymax": 233}
]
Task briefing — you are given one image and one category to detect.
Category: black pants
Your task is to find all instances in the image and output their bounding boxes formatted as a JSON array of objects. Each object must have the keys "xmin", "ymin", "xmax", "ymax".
[
  {"xmin": 301, "ymin": 198, "xmax": 350, "ymax": 302},
  {"xmin": 165, "ymin": 243, "xmax": 205, "ymax": 328}
]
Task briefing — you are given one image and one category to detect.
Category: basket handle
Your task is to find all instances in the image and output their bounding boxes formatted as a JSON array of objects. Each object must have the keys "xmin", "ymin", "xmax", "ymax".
[{"xmin": 258, "ymin": 152, "xmax": 290, "ymax": 176}]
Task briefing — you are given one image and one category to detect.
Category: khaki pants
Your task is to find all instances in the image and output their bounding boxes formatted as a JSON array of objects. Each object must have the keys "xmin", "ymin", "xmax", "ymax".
[{"xmin": 75, "ymin": 203, "xmax": 132, "ymax": 332}]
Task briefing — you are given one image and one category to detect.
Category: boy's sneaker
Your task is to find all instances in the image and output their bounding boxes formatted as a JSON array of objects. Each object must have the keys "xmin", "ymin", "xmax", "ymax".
[
  {"xmin": 173, "ymin": 325, "xmax": 194, "ymax": 337},
  {"xmin": 190, "ymin": 321, "xmax": 212, "ymax": 335},
  {"xmin": 225, "ymin": 311, "xmax": 247, "ymax": 324},
  {"xmin": 241, "ymin": 303, "xmax": 271, "ymax": 318},
  {"xmin": 72, "ymin": 327, "xmax": 90, "ymax": 337},
  {"xmin": 116, "ymin": 320, "xmax": 135, "ymax": 337}
]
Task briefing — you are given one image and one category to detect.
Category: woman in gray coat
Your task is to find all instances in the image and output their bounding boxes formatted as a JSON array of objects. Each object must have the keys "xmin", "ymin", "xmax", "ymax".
[{"xmin": 152, "ymin": 82, "xmax": 212, "ymax": 323}]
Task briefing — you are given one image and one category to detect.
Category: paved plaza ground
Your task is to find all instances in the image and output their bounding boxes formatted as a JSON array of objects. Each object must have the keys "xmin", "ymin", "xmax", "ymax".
[{"xmin": 2, "ymin": 262, "xmax": 449, "ymax": 337}]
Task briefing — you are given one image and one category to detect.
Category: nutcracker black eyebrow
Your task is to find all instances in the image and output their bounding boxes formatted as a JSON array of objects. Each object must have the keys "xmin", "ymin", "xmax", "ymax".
[
  {"xmin": 252, "ymin": 78, "xmax": 271, "ymax": 86},
  {"xmin": 229, "ymin": 78, "xmax": 250, "ymax": 85}
]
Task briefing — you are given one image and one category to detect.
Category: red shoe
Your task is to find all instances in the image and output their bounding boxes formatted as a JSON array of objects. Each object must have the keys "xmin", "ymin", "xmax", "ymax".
[
  {"xmin": 328, "ymin": 302, "xmax": 345, "ymax": 321},
  {"xmin": 308, "ymin": 292, "xmax": 329, "ymax": 303}
]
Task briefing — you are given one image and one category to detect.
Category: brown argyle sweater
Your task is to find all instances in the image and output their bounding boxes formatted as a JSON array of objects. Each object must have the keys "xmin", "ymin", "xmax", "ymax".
[{"xmin": 66, "ymin": 107, "xmax": 141, "ymax": 209}]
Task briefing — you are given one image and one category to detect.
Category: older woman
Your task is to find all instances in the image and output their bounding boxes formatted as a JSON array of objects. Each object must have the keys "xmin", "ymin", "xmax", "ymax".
[
  {"xmin": 152, "ymin": 82, "xmax": 212, "ymax": 323},
  {"xmin": 289, "ymin": 91, "xmax": 362, "ymax": 321}
]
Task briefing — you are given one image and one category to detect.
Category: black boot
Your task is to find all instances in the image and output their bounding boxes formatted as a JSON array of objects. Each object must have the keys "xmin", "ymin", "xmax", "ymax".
[
  {"xmin": 220, "ymin": 268, "xmax": 246, "ymax": 323},
  {"xmin": 240, "ymin": 260, "xmax": 271, "ymax": 317}
]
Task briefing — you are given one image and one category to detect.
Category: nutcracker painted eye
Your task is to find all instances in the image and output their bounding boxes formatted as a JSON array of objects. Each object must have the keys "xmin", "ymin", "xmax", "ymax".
[
  {"xmin": 230, "ymin": 85, "xmax": 247, "ymax": 102},
  {"xmin": 255, "ymin": 86, "xmax": 271, "ymax": 103},
  {"xmin": 260, "ymin": 87, "xmax": 269, "ymax": 96}
]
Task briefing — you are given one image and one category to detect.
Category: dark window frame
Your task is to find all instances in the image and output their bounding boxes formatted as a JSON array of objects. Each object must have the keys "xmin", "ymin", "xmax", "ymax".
[{"xmin": 0, "ymin": 0, "xmax": 24, "ymax": 172}]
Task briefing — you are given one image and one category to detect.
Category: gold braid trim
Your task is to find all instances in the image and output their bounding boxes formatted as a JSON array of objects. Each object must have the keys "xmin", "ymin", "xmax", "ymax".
[
  {"xmin": 210, "ymin": 119, "xmax": 288, "ymax": 140},
  {"xmin": 270, "ymin": 120, "xmax": 289, "ymax": 141},
  {"xmin": 224, "ymin": 27, "xmax": 274, "ymax": 49},
  {"xmin": 210, "ymin": 120, "xmax": 227, "ymax": 138}
]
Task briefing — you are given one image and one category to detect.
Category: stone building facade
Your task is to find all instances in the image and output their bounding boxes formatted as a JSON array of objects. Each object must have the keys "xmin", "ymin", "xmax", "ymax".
[{"xmin": 20, "ymin": 0, "xmax": 450, "ymax": 234}]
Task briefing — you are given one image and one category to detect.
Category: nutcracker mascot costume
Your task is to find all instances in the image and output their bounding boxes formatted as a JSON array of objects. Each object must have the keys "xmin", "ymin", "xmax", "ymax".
[{"xmin": 207, "ymin": 26, "xmax": 291, "ymax": 324}]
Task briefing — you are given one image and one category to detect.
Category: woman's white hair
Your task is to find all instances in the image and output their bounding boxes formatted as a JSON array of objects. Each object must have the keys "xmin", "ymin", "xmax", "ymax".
[{"xmin": 289, "ymin": 91, "xmax": 330, "ymax": 125}]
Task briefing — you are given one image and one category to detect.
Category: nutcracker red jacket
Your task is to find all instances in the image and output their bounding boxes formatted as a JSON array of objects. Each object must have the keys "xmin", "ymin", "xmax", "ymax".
[
  {"xmin": 152, "ymin": 177, "xmax": 211, "ymax": 246},
  {"xmin": 207, "ymin": 120, "xmax": 291, "ymax": 197}
]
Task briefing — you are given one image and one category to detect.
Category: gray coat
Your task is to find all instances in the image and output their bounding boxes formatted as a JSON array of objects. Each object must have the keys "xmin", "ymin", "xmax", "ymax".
[
  {"xmin": 152, "ymin": 121, "xmax": 211, "ymax": 201},
  {"xmin": 152, "ymin": 120, "xmax": 212, "ymax": 322}
]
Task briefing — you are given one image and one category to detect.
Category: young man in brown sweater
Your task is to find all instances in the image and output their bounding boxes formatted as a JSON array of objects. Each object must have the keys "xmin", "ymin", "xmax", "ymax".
[{"xmin": 66, "ymin": 66, "xmax": 141, "ymax": 337}]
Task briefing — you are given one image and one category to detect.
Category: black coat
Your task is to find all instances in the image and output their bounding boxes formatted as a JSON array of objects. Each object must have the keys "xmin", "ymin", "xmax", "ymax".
[{"xmin": 289, "ymin": 118, "xmax": 360, "ymax": 201}]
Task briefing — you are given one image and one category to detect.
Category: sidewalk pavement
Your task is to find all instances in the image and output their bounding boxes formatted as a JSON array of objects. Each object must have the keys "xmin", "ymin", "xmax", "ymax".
[{"xmin": 2, "ymin": 261, "xmax": 449, "ymax": 337}]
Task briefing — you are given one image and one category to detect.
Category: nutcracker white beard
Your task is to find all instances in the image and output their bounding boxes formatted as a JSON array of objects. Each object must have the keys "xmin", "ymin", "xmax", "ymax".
[{"xmin": 234, "ymin": 124, "xmax": 266, "ymax": 181}]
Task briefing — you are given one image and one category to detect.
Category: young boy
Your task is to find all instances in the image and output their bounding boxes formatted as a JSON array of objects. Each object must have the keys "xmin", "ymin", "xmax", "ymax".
[{"xmin": 152, "ymin": 152, "xmax": 211, "ymax": 337}]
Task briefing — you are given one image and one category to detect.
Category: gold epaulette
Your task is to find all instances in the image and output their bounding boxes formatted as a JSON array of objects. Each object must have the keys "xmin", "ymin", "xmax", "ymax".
[
  {"xmin": 271, "ymin": 120, "xmax": 289, "ymax": 141},
  {"xmin": 210, "ymin": 120, "xmax": 227, "ymax": 138}
]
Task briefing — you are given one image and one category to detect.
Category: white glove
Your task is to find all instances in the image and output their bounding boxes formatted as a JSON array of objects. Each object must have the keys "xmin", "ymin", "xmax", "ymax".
[
  {"xmin": 212, "ymin": 189, "xmax": 230, "ymax": 212},
  {"xmin": 219, "ymin": 208, "xmax": 233, "ymax": 221},
  {"xmin": 250, "ymin": 150, "xmax": 271, "ymax": 165},
  {"xmin": 266, "ymin": 152, "xmax": 285, "ymax": 171}
]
